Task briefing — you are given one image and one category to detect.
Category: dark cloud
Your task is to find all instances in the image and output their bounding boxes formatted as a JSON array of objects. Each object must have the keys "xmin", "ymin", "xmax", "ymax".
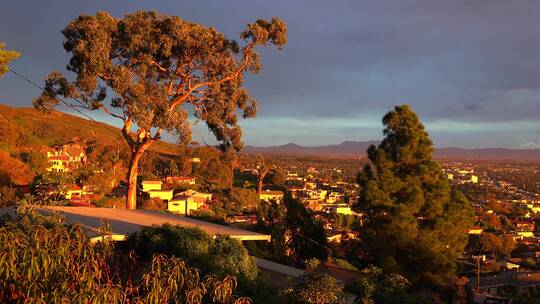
[{"xmin": 1, "ymin": 0, "xmax": 539, "ymax": 148}]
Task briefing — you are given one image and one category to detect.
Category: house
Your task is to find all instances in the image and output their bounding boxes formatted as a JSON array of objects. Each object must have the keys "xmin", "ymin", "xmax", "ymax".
[
  {"xmin": 46, "ymin": 143, "xmax": 86, "ymax": 173},
  {"xmin": 468, "ymin": 271, "xmax": 540, "ymax": 296},
  {"xmin": 516, "ymin": 220, "xmax": 535, "ymax": 232},
  {"xmin": 326, "ymin": 192, "xmax": 343, "ymax": 204},
  {"xmin": 468, "ymin": 226, "xmax": 484, "ymax": 235},
  {"xmin": 141, "ymin": 181, "xmax": 163, "ymax": 192},
  {"xmin": 259, "ymin": 190, "xmax": 284, "ymax": 203},
  {"xmin": 177, "ymin": 190, "xmax": 213, "ymax": 201},
  {"xmin": 165, "ymin": 176, "xmax": 196, "ymax": 185},
  {"xmin": 324, "ymin": 204, "xmax": 360, "ymax": 216},
  {"xmin": 65, "ymin": 184, "xmax": 84, "ymax": 200},
  {"xmin": 141, "ymin": 181, "xmax": 173, "ymax": 201},
  {"xmin": 168, "ymin": 190, "xmax": 213, "ymax": 215}
]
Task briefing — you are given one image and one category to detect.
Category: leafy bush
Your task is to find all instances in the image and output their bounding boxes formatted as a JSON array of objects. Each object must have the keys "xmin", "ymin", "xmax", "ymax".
[
  {"xmin": 0, "ymin": 185, "xmax": 18, "ymax": 208},
  {"xmin": 284, "ymin": 271, "xmax": 345, "ymax": 304},
  {"xmin": 123, "ymin": 224, "xmax": 258, "ymax": 283},
  {"xmin": 0, "ymin": 209, "xmax": 250, "ymax": 303},
  {"xmin": 140, "ymin": 197, "xmax": 167, "ymax": 211}
]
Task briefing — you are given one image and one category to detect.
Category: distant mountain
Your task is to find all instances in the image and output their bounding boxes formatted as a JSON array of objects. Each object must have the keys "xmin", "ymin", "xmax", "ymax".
[{"xmin": 243, "ymin": 141, "xmax": 540, "ymax": 160}]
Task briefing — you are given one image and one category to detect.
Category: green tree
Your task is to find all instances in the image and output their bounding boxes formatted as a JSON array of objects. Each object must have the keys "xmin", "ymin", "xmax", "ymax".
[
  {"xmin": 264, "ymin": 168, "xmax": 287, "ymax": 186},
  {"xmin": 354, "ymin": 105, "xmax": 474, "ymax": 287},
  {"xmin": 255, "ymin": 194, "xmax": 329, "ymax": 264},
  {"xmin": 34, "ymin": 11, "xmax": 287, "ymax": 209},
  {"xmin": 0, "ymin": 43, "xmax": 20, "ymax": 77},
  {"xmin": 223, "ymin": 188, "xmax": 259, "ymax": 213}
]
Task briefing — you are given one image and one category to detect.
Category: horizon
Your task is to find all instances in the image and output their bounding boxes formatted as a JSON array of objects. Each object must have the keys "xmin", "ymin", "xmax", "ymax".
[{"xmin": 1, "ymin": 1, "xmax": 540, "ymax": 149}]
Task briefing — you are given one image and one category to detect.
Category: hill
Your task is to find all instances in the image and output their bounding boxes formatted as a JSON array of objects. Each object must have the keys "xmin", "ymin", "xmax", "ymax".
[
  {"xmin": 243, "ymin": 141, "xmax": 540, "ymax": 160},
  {"xmin": 0, "ymin": 104, "xmax": 181, "ymax": 184},
  {"xmin": 0, "ymin": 104, "xmax": 180, "ymax": 155}
]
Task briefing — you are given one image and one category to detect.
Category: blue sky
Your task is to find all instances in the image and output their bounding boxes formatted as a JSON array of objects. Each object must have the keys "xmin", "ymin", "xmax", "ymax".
[{"xmin": 1, "ymin": 0, "xmax": 540, "ymax": 148}]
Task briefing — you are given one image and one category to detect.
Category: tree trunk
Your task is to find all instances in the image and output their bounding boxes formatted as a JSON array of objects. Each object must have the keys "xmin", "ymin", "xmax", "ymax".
[
  {"xmin": 257, "ymin": 177, "xmax": 263, "ymax": 195},
  {"xmin": 126, "ymin": 145, "xmax": 148, "ymax": 209},
  {"xmin": 257, "ymin": 171, "xmax": 267, "ymax": 195}
]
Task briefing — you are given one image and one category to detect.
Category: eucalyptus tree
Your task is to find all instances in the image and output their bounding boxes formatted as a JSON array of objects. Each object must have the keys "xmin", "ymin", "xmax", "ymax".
[
  {"xmin": 0, "ymin": 43, "xmax": 20, "ymax": 77},
  {"xmin": 34, "ymin": 11, "xmax": 287, "ymax": 209}
]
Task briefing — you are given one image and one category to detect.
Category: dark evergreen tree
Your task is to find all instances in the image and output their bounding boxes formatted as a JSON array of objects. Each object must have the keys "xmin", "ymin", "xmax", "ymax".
[{"xmin": 353, "ymin": 105, "xmax": 474, "ymax": 286}]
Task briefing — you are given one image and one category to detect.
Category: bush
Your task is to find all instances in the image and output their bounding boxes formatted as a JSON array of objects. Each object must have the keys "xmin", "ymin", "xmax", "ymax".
[
  {"xmin": 140, "ymin": 197, "xmax": 167, "ymax": 211},
  {"xmin": 0, "ymin": 210, "xmax": 250, "ymax": 303},
  {"xmin": 95, "ymin": 196, "xmax": 125, "ymax": 208},
  {"xmin": 124, "ymin": 224, "xmax": 258, "ymax": 282},
  {"xmin": 284, "ymin": 271, "xmax": 346, "ymax": 304},
  {"xmin": 0, "ymin": 185, "xmax": 18, "ymax": 208}
]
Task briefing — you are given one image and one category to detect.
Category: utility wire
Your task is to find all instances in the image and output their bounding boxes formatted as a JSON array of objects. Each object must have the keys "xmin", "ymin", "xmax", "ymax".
[
  {"xmin": 9, "ymin": 68, "xmax": 98, "ymax": 123},
  {"xmin": 8, "ymin": 68, "xmax": 128, "ymax": 143}
]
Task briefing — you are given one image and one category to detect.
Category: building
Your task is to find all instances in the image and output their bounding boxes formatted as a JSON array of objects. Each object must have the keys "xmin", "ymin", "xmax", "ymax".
[
  {"xmin": 259, "ymin": 190, "xmax": 284, "ymax": 203},
  {"xmin": 141, "ymin": 180, "xmax": 174, "ymax": 201},
  {"xmin": 168, "ymin": 190, "xmax": 213, "ymax": 215},
  {"xmin": 468, "ymin": 226, "xmax": 484, "ymax": 235},
  {"xmin": 468, "ymin": 271, "xmax": 540, "ymax": 297},
  {"xmin": 141, "ymin": 181, "xmax": 163, "ymax": 192},
  {"xmin": 46, "ymin": 143, "xmax": 86, "ymax": 173},
  {"xmin": 471, "ymin": 175, "xmax": 479, "ymax": 183},
  {"xmin": 165, "ymin": 176, "xmax": 196, "ymax": 185}
]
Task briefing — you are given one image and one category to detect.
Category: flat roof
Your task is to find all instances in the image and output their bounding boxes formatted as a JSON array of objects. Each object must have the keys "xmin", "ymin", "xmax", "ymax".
[{"xmin": 0, "ymin": 206, "xmax": 270, "ymax": 241}]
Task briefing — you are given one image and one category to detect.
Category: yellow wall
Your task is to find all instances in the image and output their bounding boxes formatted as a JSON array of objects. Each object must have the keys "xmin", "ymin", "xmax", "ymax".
[
  {"xmin": 168, "ymin": 198, "xmax": 202, "ymax": 215},
  {"xmin": 148, "ymin": 190, "xmax": 174, "ymax": 201}
]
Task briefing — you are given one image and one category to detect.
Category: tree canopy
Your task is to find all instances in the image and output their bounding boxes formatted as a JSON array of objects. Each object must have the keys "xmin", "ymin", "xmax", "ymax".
[
  {"xmin": 353, "ymin": 105, "xmax": 474, "ymax": 286},
  {"xmin": 0, "ymin": 43, "xmax": 20, "ymax": 77},
  {"xmin": 33, "ymin": 10, "xmax": 287, "ymax": 209}
]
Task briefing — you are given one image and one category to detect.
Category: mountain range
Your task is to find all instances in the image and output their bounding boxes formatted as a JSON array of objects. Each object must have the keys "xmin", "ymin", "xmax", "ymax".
[{"xmin": 243, "ymin": 141, "xmax": 540, "ymax": 160}]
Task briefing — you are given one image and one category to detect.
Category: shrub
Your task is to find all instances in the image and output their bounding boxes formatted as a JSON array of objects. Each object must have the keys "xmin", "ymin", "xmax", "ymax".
[
  {"xmin": 124, "ymin": 224, "xmax": 258, "ymax": 282},
  {"xmin": 0, "ymin": 210, "xmax": 250, "ymax": 303},
  {"xmin": 95, "ymin": 196, "xmax": 125, "ymax": 208},
  {"xmin": 141, "ymin": 197, "xmax": 167, "ymax": 211},
  {"xmin": 0, "ymin": 185, "xmax": 18, "ymax": 208}
]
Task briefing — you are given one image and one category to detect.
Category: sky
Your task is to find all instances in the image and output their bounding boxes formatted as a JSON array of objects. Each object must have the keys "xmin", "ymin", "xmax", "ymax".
[{"xmin": 1, "ymin": 0, "xmax": 540, "ymax": 148}]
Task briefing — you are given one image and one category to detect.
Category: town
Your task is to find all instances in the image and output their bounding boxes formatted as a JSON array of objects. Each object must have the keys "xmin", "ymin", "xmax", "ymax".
[
  {"xmin": 2, "ymin": 2, "xmax": 540, "ymax": 304},
  {"xmin": 5, "ymin": 136, "xmax": 540, "ymax": 303}
]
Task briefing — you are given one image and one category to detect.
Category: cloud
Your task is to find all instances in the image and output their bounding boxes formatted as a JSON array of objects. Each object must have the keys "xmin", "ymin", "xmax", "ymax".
[
  {"xmin": 521, "ymin": 142, "xmax": 540, "ymax": 150},
  {"xmin": 1, "ymin": 0, "xmax": 540, "ymax": 147}
]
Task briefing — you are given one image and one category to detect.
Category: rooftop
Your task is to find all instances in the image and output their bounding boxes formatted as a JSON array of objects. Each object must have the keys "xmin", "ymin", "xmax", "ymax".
[{"xmin": 0, "ymin": 206, "xmax": 271, "ymax": 241}]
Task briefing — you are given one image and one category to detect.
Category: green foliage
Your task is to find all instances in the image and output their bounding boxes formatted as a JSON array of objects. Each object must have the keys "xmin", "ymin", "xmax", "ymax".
[
  {"xmin": 0, "ymin": 185, "xmax": 18, "ymax": 208},
  {"xmin": 222, "ymin": 188, "xmax": 259, "ymax": 213},
  {"xmin": 347, "ymin": 266, "xmax": 430, "ymax": 304},
  {"xmin": 0, "ymin": 211, "xmax": 249, "ymax": 303},
  {"xmin": 19, "ymin": 151, "xmax": 48, "ymax": 174},
  {"xmin": 284, "ymin": 270, "xmax": 346, "ymax": 304},
  {"xmin": 467, "ymin": 232, "xmax": 516, "ymax": 258},
  {"xmin": 29, "ymin": 173, "xmax": 72, "ymax": 205},
  {"xmin": 264, "ymin": 168, "xmax": 287, "ymax": 186},
  {"xmin": 354, "ymin": 105, "xmax": 475, "ymax": 286},
  {"xmin": 0, "ymin": 43, "xmax": 20, "ymax": 77},
  {"xmin": 255, "ymin": 194, "xmax": 329, "ymax": 265},
  {"xmin": 33, "ymin": 10, "xmax": 287, "ymax": 208},
  {"xmin": 140, "ymin": 197, "xmax": 167, "ymax": 211},
  {"xmin": 123, "ymin": 224, "xmax": 258, "ymax": 282}
]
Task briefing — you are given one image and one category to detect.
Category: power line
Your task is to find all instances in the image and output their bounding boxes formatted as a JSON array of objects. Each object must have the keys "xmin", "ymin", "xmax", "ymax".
[{"xmin": 9, "ymin": 68, "xmax": 98, "ymax": 123}]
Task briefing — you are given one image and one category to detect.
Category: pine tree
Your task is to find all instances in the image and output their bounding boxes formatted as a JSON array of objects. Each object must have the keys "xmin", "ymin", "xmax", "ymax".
[{"xmin": 354, "ymin": 105, "xmax": 474, "ymax": 287}]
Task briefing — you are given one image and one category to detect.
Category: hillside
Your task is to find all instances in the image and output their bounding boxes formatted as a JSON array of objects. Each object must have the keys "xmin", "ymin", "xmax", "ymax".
[
  {"xmin": 243, "ymin": 141, "xmax": 540, "ymax": 160},
  {"xmin": 0, "ymin": 104, "xmax": 181, "ymax": 184}
]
